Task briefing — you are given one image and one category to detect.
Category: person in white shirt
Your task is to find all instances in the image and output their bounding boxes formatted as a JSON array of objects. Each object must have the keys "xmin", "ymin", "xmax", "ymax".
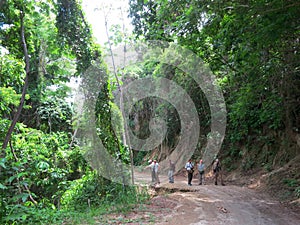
[
  {"xmin": 185, "ymin": 159, "xmax": 194, "ymax": 186},
  {"xmin": 146, "ymin": 159, "xmax": 155, "ymax": 183},
  {"xmin": 152, "ymin": 160, "xmax": 160, "ymax": 185}
]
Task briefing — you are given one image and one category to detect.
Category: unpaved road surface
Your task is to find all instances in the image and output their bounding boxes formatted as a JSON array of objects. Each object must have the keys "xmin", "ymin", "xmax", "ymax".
[{"xmin": 134, "ymin": 171, "xmax": 300, "ymax": 225}]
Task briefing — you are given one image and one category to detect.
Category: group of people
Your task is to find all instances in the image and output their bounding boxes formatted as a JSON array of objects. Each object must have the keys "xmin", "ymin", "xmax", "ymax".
[
  {"xmin": 146, "ymin": 157, "xmax": 224, "ymax": 186},
  {"xmin": 185, "ymin": 158, "xmax": 224, "ymax": 186},
  {"xmin": 145, "ymin": 159, "xmax": 175, "ymax": 185}
]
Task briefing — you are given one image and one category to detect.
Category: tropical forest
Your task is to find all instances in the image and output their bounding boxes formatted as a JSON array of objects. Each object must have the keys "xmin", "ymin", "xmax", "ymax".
[{"xmin": 0, "ymin": 0, "xmax": 299, "ymax": 224}]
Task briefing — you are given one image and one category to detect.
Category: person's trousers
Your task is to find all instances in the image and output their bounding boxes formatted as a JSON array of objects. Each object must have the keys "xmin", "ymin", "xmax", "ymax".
[
  {"xmin": 199, "ymin": 171, "xmax": 204, "ymax": 184},
  {"xmin": 168, "ymin": 170, "xmax": 174, "ymax": 183},
  {"xmin": 154, "ymin": 172, "xmax": 160, "ymax": 184},
  {"xmin": 188, "ymin": 172, "xmax": 193, "ymax": 185},
  {"xmin": 151, "ymin": 170, "xmax": 156, "ymax": 182},
  {"xmin": 214, "ymin": 171, "xmax": 223, "ymax": 185}
]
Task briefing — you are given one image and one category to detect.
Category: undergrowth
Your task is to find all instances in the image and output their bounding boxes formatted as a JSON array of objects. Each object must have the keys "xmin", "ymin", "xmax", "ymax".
[{"xmin": 1, "ymin": 171, "xmax": 150, "ymax": 225}]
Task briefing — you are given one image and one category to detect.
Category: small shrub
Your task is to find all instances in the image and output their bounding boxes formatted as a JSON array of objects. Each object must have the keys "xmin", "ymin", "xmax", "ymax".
[
  {"xmin": 242, "ymin": 157, "xmax": 255, "ymax": 172},
  {"xmin": 263, "ymin": 163, "xmax": 272, "ymax": 172},
  {"xmin": 61, "ymin": 171, "xmax": 149, "ymax": 211},
  {"xmin": 295, "ymin": 187, "xmax": 300, "ymax": 198},
  {"xmin": 283, "ymin": 178, "xmax": 298, "ymax": 187}
]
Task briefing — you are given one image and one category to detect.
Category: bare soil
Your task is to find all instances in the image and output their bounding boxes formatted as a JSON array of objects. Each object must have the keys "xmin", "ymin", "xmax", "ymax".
[{"xmin": 98, "ymin": 171, "xmax": 300, "ymax": 225}]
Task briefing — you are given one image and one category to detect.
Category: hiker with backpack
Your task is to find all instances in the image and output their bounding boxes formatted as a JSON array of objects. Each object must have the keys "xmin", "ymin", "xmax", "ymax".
[
  {"xmin": 212, "ymin": 158, "xmax": 225, "ymax": 185},
  {"xmin": 185, "ymin": 159, "xmax": 194, "ymax": 186}
]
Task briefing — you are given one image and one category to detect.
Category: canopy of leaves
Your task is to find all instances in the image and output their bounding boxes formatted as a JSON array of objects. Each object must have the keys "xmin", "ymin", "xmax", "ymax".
[{"xmin": 129, "ymin": 0, "xmax": 300, "ymax": 166}]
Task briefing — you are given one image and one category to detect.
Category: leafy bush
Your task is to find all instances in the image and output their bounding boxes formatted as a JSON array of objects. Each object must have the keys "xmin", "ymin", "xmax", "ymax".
[
  {"xmin": 0, "ymin": 125, "xmax": 88, "ymax": 224},
  {"xmin": 295, "ymin": 187, "xmax": 300, "ymax": 198},
  {"xmin": 283, "ymin": 178, "xmax": 298, "ymax": 187},
  {"xmin": 283, "ymin": 179, "xmax": 300, "ymax": 199},
  {"xmin": 61, "ymin": 171, "xmax": 149, "ymax": 211}
]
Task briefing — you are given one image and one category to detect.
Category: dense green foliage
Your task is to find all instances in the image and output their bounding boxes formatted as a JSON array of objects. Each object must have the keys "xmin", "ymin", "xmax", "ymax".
[
  {"xmin": 129, "ymin": 0, "xmax": 299, "ymax": 165},
  {"xmin": 0, "ymin": 0, "xmax": 299, "ymax": 223},
  {"xmin": 0, "ymin": 0, "xmax": 148, "ymax": 224}
]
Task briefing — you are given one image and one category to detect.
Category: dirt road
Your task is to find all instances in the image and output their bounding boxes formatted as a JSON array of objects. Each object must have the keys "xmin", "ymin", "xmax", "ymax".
[{"xmin": 134, "ymin": 171, "xmax": 300, "ymax": 225}]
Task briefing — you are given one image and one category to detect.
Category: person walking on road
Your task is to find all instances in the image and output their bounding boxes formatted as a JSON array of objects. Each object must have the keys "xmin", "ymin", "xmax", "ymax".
[
  {"xmin": 145, "ymin": 159, "xmax": 160, "ymax": 185},
  {"xmin": 212, "ymin": 158, "xmax": 224, "ymax": 185},
  {"xmin": 168, "ymin": 160, "xmax": 175, "ymax": 183},
  {"xmin": 145, "ymin": 159, "xmax": 155, "ymax": 183},
  {"xmin": 197, "ymin": 159, "xmax": 205, "ymax": 185},
  {"xmin": 185, "ymin": 159, "xmax": 194, "ymax": 186},
  {"xmin": 152, "ymin": 160, "xmax": 160, "ymax": 185}
]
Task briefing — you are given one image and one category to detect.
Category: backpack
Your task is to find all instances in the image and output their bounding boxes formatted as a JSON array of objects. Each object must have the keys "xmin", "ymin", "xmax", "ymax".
[
  {"xmin": 186, "ymin": 163, "xmax": 194, "ymax": 173},
  {"xmin": 213, "ymin": 161, "xmax": 220, "ymax": 173}
]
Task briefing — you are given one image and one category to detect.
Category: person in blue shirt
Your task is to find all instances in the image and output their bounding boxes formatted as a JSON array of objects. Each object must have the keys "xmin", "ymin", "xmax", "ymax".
[{"xmin": 197, "ymin": 159, "xmax": 205, "ymax": 185}]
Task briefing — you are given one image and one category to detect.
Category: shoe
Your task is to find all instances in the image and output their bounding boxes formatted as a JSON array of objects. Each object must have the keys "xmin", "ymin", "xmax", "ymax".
[
  {"xmin": 199, "ymin": 183, "xmax": 202, "ymax": 185},
  {"xmin": 215, "ymin": 182, "xmax": 218, "ymax": 185}
]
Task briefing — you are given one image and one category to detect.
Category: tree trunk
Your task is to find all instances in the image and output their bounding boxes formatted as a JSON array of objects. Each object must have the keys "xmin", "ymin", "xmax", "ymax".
[
  {"xmin": 104, "ymin": 9, "xmax": 134, "ymax": 185},
  {"xmin": 2, "ymin": 12, "xmax": 30, "ymax": 152}
]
